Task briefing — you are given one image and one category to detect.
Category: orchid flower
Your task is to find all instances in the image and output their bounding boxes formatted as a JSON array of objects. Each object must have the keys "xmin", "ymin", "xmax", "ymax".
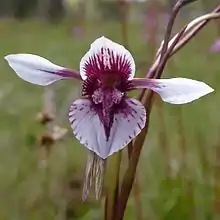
[{"xmin": 5, "ymin": 36, "xmax": 213, "ymax": 160}]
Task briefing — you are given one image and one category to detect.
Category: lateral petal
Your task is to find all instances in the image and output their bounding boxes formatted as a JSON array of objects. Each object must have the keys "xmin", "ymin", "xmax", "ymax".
[{"xmin": 5, "ymin": 54, "xmax": 81, "ymax": 85}]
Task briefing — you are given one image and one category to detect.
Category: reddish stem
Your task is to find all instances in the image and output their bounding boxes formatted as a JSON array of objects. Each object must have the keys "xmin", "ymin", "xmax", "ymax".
[{"xmin": 115, "ymin": 92, "xmax": 154, "ymax": 220}]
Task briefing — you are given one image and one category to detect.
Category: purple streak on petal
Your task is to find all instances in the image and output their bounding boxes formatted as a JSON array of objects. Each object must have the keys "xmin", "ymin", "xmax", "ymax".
[{"xmin": 40, "ymin": 68, "xmax": 82, "ymax": 80}]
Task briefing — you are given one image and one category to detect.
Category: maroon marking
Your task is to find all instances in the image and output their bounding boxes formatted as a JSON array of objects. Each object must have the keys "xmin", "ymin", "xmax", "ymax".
[
  {"xmin": 40, "ymin": 68, "xmax": 82, "ymax": 80},
  {"xmin": 137, "ymin": 123, "xmax": 142, "ymax": 130}
]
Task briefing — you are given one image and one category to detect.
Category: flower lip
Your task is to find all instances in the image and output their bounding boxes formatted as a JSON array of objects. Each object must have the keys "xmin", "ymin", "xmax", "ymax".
[{"xmin": 68, "ymin": 98, "xmax": 146, "ymax": 159}]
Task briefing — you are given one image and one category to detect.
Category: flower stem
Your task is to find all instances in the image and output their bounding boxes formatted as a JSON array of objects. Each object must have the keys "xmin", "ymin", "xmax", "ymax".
[
  {"xmin": 127, "ymin": 143, "xmax": 144, "ymax": 220},
  {"xmin": 115, "ymin": 92, "xmax": 154, "ymax": 220},
  {"xmin": 157, "ymin": 0, "xmax": 183, "ymax": 68}
]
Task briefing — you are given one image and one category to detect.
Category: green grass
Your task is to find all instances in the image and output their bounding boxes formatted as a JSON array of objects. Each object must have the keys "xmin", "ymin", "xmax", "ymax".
[{"xmin": 0, "ymin": 18, "xmax": 220, "ymax": 219}]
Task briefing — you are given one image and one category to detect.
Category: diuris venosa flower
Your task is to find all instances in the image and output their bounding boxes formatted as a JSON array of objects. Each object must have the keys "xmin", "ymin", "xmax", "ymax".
[{"xmin": 5, "ymin": 36, "xmax": 214, "ymax": 199}]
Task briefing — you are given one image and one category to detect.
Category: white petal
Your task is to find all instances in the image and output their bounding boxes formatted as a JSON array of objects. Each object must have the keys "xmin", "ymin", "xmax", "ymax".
[
  {"xmin": 5, "ymin": 54, "xmax": 80, "ymax": 86},
  {"xmin": 68, "ymin": 98, "xmax": 146, "ymax": 159},
  {"xmin": 132, "ymin": 77, "xmax": 214, "ymax": 104},
  {"xmin": 80, "ymin": 36, "xmax": 135, "ymax": 80}
]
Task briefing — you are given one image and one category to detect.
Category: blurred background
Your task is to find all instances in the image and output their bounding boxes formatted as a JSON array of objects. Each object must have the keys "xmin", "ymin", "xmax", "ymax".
[{"xmin": 0, "ymin": 0, "xmax": 220, "ymax": 219}]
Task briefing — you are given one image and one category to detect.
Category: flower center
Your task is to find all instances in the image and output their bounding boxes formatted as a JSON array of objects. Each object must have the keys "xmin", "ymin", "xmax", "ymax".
[
  {"xmin": 82, "ymin": 71, "xmax": 132, "ymax": 98},
  {"xmin": 81, "ymin": 71, "xmax": 134, "ymax": 139},
  {"xmin": 92, "ymin": 88, "xmax": 124, "ymax": 106},
  {"xmin": 81, "ymin": 71, "xmax": 133, "ymax": 140},
  {"xmin": 91, "ymin": 88, "xmax": 124, "ymax": 140}
]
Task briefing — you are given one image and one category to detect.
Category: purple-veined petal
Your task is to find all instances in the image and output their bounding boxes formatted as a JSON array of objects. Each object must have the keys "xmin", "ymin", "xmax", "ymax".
[
  {"xmin": 80, "ymin": 36, "xmax": 135, "ymax": 80},
  {"xmin": 132, "ymin": 77, "xmax": 214, "ymax": 104},
  {"xmin": 5, "ymin": 54, "xmax": 81, "ymax": 86},
  {"xmin": 68, "ymin": 98, "xmax": 146, "ymax": 159}
]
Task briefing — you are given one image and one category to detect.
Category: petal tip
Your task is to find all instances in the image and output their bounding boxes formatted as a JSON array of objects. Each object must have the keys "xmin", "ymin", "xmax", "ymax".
[
  {"xmin": 92, "ymin": 36, "xmax": 111, "ymax": 47},
  {"xmin": 4, "ymin": 54, "xmax": 17, "ymax": 68},
  {"xmin": 200, "ymin": 82, "xmax": 214, "ymax": 96},
  {"xmin": 207, "ymin": 85, "xmax": 214, "ymax": 93},
  {"xmin": 100, "ymin": 35, "xmax": 107, "ymax": 39},
  {"xmin": 4, "ymin": 54, "xmax": 12, "ymax": 62},
  {"xmin": 4, "ymin": 54, "xmax": 20, "ymax": 65}
]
